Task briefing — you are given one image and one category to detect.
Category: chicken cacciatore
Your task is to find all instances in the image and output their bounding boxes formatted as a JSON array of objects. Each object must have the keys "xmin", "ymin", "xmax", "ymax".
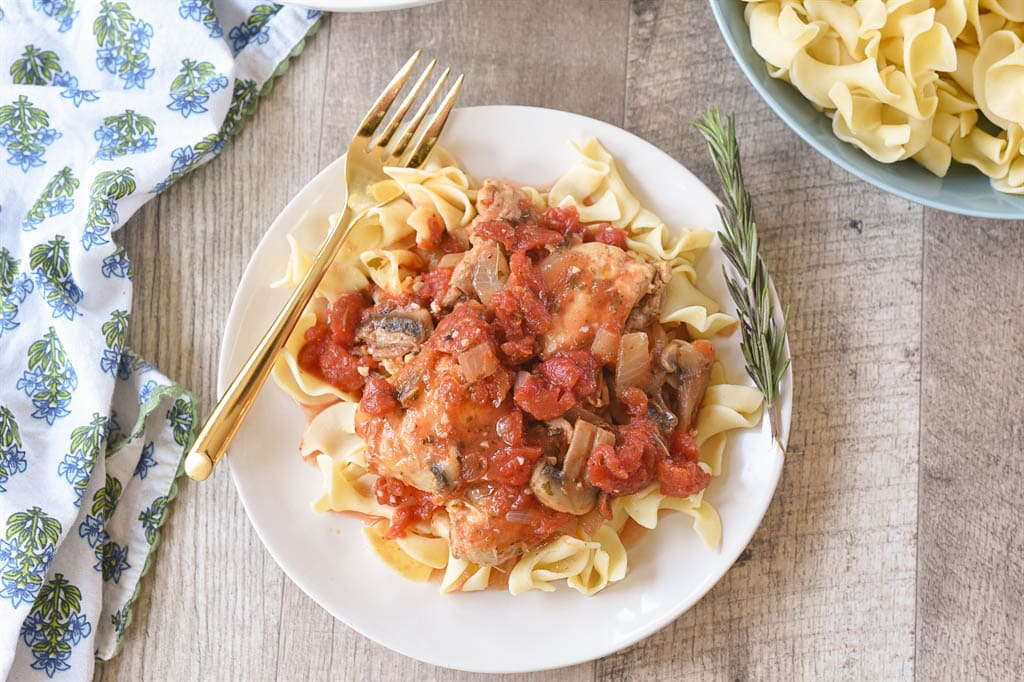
[{"xmin": 298, "ymin": 179, "xmax": 715, "ymax": 567}]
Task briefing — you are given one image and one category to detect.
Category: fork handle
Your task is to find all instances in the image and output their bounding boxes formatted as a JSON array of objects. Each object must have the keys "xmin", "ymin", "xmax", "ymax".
[{"xmin": 184, "ymin": 206, "xmax": 356, "ymax": 481}]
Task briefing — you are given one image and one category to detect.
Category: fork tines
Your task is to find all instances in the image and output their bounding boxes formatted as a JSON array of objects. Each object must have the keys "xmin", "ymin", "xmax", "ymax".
[{"xmin": 355, "ymin": 50, "xmax": 464, "ymax": 169}]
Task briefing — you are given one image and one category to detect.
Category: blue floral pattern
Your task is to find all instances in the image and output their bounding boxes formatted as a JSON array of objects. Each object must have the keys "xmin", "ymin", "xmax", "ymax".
[
  {"xmin": 95, "ymin": 111, "xmax": 157, "ymax": 160},
  {"xmin": 0, "ymin": 508, "xmax": 61, "ymax": 609},
  {"xmin": 0, "ymin": 95, "xmax": 61, "ymax": 172},
  {"xmin": 84, "ymin": 168, "xmax": 136, "ymax": 249},
  {"xmin": 110, "ymin": 605, "xmax": 129, "ymax": 639},
  {"xmin": 179, "ymin": 0, "xmax": 223, "ymax": 38},
  {"xmin": 79, "ymin": 476, "xmax": 131, "ymax": 583},
  {"xmin": 166, "ymin": 398, "xmax": 196, "ymax": 448},
  {"xmin": 133, "ymin": 441, "xmax": 156, "ymax": 479},
  {"xmin": 17, "ymin": 327, "xmax": 78, "ymax": 425},
  {"xmin": 9, "ymin": 45, "xmax": 98, "ymax": 107},
  {"xmin": 30, "ymin": 236, "xmax": 83, "ymax": 320},
  {"xmin": 0, "ymin": 408, "xmax": 28, "ymax": 493},
  {"xmin": 93, "ymin": 1, "xmax": 155, "ymax": 89},
  {"xmin": 138, "ymin": 495, "xmax": 167, "ymax": 545},
  {"xmin": 58, "ymin": 414, "xmax": 107, "ymax": 506},
  {"xmin": 31, "ymin": 0, "xmax": 78, "ymax": 33},
  {"xmin": 100, "ymin": 310, "xmax": 130, "ymax": 377},
  {"xmin": 169, "ymin": 59, "xmax": 229, "ymax": 118},
  {"xmin": 228, "ymin": 4, "xmax": 280, "ymax": 54},
  {"xmin": 101, "ymin": 245, "xmax": 132, "ymax": 279},
  {"xmin": 0, "ymin": 2, "xmax": 318, "ymax": 672},
  {"xmin": 20, "ymin": 574, "xmax": 92, "ymax": 676},
  {"xmin": 22, "ymin": 167, "xmax": 79, "ymax": 231},
  {"xmin": 1, "ymin": 248, "xmax": 33, "ymax": 338},
  {"xmin": 154, "ymin": 77, "xmax": 258, "ymax": 192}
]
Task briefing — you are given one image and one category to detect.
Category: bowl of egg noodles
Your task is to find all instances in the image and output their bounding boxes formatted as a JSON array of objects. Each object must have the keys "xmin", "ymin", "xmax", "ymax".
[{"xmin": 709, "ymin": 0, "xmax": 1024, "ymax": 219}]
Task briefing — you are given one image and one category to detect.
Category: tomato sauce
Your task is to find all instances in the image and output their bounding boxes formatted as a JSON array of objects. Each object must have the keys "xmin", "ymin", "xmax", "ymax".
[
  {"xmin": 513, "ymin": 351, "xmax": 599, "ymax": 420},
  {"xmin": 374, "ymin": 476, "xmax": 440, "ymax": 539},
  {"xmin": 304, "ymin": 185, "xmax": 714, "ymax": 561}
]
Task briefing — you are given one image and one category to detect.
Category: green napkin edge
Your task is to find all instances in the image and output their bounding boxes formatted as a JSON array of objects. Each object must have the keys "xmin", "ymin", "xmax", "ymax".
[{"xmin": 99, "ymin": 16, "xmax": 323, "ymax": 662}]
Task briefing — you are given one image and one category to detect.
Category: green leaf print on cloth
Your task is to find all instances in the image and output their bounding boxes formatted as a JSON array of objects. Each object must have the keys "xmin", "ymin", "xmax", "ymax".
[{"xmin": 0, "ymin": 3, "xmax": 320, "ymax": 677}]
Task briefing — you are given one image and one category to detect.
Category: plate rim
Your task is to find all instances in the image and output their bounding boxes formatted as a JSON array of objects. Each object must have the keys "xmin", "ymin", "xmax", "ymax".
[{"xmin": 219, "ymin": 104, "xmax": 793, "ymax": 673}]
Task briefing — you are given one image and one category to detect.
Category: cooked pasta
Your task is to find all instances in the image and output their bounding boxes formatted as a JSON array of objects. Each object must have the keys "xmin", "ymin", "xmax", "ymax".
[
  {"xmin": 272, "ymin": 140, "xmax": 764, "ymax": 595},
  {"xmin": 744, "ymin": 0, "xmax": 1024, "ymax": 193}
]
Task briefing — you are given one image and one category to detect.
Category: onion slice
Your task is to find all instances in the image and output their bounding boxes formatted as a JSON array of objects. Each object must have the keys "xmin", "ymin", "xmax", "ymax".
[
  {"xmin": 471, "ymin": 241, "xmax": 509, "ymax": 304},
  {"xmin": 591, "ymin": 326, "xmax": 620, "ymax": 365},
  {"xmin": 615, "ymin": 331, "xmax": 652, "ymax": 391},
  {"xmin": 437, "ymin": 252, "xmax": 465, "ymax": 269},
  {"xmin": 457, "ymin": 342, "xmax": 498, "ymax": 383}
]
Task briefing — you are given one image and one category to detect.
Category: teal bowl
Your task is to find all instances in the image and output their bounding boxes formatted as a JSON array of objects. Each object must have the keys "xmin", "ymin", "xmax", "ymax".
[{"xmin": 708, "ymin": 0, "xmax": 1024, "ymax": 219}]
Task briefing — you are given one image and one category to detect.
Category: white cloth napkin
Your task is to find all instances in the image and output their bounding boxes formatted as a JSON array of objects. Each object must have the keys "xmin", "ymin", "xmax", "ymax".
[{"xmin": 0, "ymin": 2, "xmax": 319, "ymax": 678}]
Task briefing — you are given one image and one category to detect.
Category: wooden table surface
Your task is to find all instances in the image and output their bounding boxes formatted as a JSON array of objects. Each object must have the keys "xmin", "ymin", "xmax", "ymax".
[{"xmin": 95, "ymin": 2, "xmax": 1023, "ymax": 680}]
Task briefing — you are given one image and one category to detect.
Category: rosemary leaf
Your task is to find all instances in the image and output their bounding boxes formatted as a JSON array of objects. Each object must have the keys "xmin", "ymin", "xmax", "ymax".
[{"xmin": 694, "ymin": 107, "xmax": 790, "ymax": 448}]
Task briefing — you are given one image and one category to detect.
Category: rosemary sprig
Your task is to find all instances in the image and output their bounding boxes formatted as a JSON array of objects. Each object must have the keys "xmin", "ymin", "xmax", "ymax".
[{"xmin": 694, "ymin": 107, "xmax": 790, "ymax": 451}]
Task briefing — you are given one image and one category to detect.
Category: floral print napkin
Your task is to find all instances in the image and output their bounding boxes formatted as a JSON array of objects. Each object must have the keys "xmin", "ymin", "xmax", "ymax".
[{"xmin": 0, "ymin": 2, "xmax": 319, "ymax": 678}]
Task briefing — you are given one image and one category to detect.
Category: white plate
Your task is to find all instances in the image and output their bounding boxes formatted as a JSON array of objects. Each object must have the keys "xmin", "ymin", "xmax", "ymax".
[
  {"xmin": 279, "ymin": 0, "xmax": 441, "ymax": 12},
  {"xmin": 220, "ymin": 105, "xmax": 792, "ymax": 674}
]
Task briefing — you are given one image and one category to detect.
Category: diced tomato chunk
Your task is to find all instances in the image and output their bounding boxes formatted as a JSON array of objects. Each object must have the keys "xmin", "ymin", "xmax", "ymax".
[
  {"xmin": 374, "ymin": 476, "xmax": 440, "ymax": 538},
  {"xmin": 414, "ymin": 267, "xmax": 452, "ymax": 309},
  {"xmin": 429, "ymin": 303, "xmax": 493, "ymax": 354},
  {"xmin": 360, "ymin": 376, "xmax": 398, "ymax": 416},
  {"xmin": 586, "ymin": 415, "xmax": 661, "ymax": 496},
  {"xmin": 327, "ymin": 293, "xmax": 366, "ymax": 347},
  {"xmin": 496, "ymin": 409, "xmax": 525, "ymax": 446},
  {"xmin": 487, "ymin": 445, "xmax": 543, "ymax": 485},
  {"xmin": 480, "ymin": 483, "xmax": 570, "ymax": 538},
  {"xmin": 658, "ymin": 427, "xmax": 710, "ymax": 498},
  {"xmin": 297, "ymin": 321, "xmax": 368, "ymax": 393},
  {"xmin": 539, "ymin": 205, "xmax": 585, "ymax": 236},
  {"xmin": 618, "ymin": 386, "xmax": 648, "ymax": 419},
  {"xmin": 473, "ymin": 220, "xmax": 563, "ymax": 253},
  {"xmin": 669, "ymin": 428, "xmax": 700, "ymax": 463},
  {"xmin": 513, "ymin": 351, "xmax": 599, "ymax": 420},
  {"xmin": 471, "ymin": 220, "xmax": 515, "ymax": 249},
  {"xmin": 657, "ymin": 458, "xmax": 711, "ymax": 498},
  {"xmin": 595, "ymin": 224, "xmax": 628, "ymax": 249},
  {"xmin": 467, "ymin": 366, "xmax": 512, "ymax": 406},
  {"xmin": 512, "ymin": 224, "xmax": 563, "ymax": 251}
]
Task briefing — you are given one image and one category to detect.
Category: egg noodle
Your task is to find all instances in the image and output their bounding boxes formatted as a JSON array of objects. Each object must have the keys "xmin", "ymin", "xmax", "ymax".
[
  {"xmin": 271, "ymin": 140, "xmax": 764, "ymax": 595},
  {"xmin": 744, "ymin": 0, "xmax": 1024, "ymax": 193}
]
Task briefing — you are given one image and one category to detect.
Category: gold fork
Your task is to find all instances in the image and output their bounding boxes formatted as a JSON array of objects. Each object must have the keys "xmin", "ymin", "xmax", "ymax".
[{"xmin": 185, "ymin": 52, "xmax": 464, "ymax": 481}]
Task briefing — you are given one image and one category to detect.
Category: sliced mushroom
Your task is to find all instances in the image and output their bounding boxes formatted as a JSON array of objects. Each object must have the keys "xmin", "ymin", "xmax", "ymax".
[
  {"xmin": 660, "ymin": 339, "xmax": 713, "ymax": 432},
  {"xmin": 530, "ymin": 419, "xmax": 612, "ymax": 515},
  {"xmin": 646, "ymin": 391, "xmax": 679, "ymax": 432},
  {"xmin": 390, "ymin": 349, "xmax": 433, "ymax": 406},
  {"xmin": 565, "ymin": 405, "xmax": 612, "ymax": 429},
  {"xmin": 543, "ymin": 417, "xmax": 573, "ymax": 443},
  {"xmin": 356, "ymin": 303, "xmax": 433, "ymax": 358}
]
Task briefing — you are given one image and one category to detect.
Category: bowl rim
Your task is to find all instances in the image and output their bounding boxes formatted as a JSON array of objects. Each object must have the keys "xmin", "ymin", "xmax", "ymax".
[{"xmin": 706, "ymin": 0, "xmax": 1024, "ymax": 220}]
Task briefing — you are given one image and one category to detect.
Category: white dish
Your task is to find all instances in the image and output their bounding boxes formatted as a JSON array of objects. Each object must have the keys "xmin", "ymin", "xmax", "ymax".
[
  {"xmin": 220, "ymin": 105, "xmax": 792, "ymax": 673},
  {"xmin": 280, "ymin": 0, "xmax": 441, "ymax": 12}
]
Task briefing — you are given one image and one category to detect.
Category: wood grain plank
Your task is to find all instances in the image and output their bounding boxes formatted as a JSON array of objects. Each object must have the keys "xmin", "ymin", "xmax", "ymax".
[
  {"xmin": 93, "ymin": 21, "xmax": 332, "ymax": 682},
  {"xmin": 917, "ymin": 214, "xmax": 1024, "ymax": 679},
  {"xmin": 313, "ymin": 0, "xmax": 632, "ymax": 165},
  {"xmin": 598, "ymin": 2, "xmax": 922, "ymax": 679}
]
